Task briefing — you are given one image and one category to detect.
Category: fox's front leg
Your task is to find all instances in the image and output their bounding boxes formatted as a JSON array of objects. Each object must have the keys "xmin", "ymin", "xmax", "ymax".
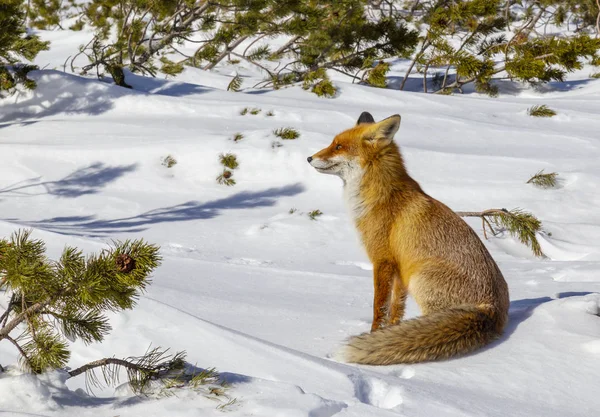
[{"xmin": 371, "ymin": 261, "xmax": 396, "ymax": 332}]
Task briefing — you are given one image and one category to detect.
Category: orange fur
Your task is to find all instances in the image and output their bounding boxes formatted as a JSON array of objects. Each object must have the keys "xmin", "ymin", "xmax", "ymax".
[{"xmin": 308, "ymin": 113, "xmax": 509, "ymax": 365}]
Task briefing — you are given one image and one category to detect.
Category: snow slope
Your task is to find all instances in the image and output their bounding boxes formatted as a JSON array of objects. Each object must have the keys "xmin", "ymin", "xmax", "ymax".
[{"xmin": 1, "ymin": 29, "xmax": 600, "ymax": 417}]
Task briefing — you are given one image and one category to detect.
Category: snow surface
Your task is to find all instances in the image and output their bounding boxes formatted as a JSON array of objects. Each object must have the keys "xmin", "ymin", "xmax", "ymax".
[{"xmin": 1, "ymin": 28, "xmax": 600, "ymax": 417}]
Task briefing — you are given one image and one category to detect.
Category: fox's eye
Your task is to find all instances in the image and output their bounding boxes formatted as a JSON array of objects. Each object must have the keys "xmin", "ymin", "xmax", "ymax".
[{"xmin": 335, "ymin": 144, "xmax": 342, "ymax": 150}]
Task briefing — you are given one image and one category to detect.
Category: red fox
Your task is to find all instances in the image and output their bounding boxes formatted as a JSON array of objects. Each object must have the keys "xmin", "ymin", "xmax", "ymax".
[{"xmin": 307, "ymin": 112, "xmax": 509, "ymax": 365}]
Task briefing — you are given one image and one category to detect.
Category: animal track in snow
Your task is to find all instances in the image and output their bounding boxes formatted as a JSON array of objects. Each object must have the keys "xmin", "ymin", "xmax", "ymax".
[
  {"xmin": 351, "ymin": 374, "xmax": 404, "ymax": 410},
  {"xmin": 391, "ymin": 368, "xmax": 416, "ymax": 380}
]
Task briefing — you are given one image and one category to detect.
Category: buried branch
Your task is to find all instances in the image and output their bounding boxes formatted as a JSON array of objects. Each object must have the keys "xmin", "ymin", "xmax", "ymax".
[{"xmin": 456, "ymin": 208, "xmax": 544, "ymax": 257}]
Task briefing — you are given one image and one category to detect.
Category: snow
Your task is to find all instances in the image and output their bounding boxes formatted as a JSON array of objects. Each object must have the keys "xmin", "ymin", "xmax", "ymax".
[{"xmin": 1, "ymin": 27, "xmax": 600, "ymax": 417}]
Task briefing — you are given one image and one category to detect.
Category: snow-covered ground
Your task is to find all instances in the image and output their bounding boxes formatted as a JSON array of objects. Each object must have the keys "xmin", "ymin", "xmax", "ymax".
[{"xmin": 1, "ymin": 29, "xmax": 600, "ymax": 417}]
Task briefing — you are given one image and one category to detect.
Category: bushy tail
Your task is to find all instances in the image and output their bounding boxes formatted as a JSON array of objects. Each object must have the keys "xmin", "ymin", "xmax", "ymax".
[{"xmin": 337, "ymin": 305, "xmax": 504, "ymax": 365}]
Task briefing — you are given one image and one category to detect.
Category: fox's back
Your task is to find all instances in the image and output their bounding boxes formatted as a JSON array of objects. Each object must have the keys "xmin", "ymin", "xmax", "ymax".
[{"xmin": 387, "ymin": 192, "xmax": 509, "ymax": 315}]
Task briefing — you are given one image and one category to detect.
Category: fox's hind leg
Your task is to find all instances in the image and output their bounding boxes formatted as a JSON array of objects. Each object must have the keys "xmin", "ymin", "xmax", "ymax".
[
  {"xmin": 371, "ymin": 261, "xmax": 397, "ymax": 331},
  {"xmin": 388, "ymin": 276, "xmax": 407, "ymax": 325}
]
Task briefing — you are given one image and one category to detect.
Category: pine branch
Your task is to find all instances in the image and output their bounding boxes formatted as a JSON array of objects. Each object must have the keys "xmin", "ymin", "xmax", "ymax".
[
  {"xmin": 68, "ymin": 347, "xmax": 186, "ymax": 395},
  {"xmin": 0, "ymin": 300, "xmax": 52, "ymax": 341},
  {"xmin": 528, "ymin": 105, "xmax": 556, "ymax": 117},
  {"xmin": 527, "ymin": 170, "xmax": 558, "ymax": 188},
  {"xmin": 457, "ymin": 208, "xmax": 544, "ymax": 257},
  {"xmin": 227, "ymin": 74, "xmax": 242, "ymax": 92}
]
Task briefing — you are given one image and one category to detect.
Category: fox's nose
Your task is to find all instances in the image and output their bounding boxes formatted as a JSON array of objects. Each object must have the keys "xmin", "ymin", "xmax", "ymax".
[{"xmin": 307, "ymin": 156, "xmax": 313, "ymax": 163}]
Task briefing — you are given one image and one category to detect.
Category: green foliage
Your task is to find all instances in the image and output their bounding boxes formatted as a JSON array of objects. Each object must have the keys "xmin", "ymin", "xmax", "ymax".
[
  {"xmin": 528, "ymin": 105, "xmax": 557, "ymax": 117},
  {"xmin": 73, "ymin": 0, "xmax": 417, "ymax": 94},
  {"xmin": 308, "ymin": 210, "xmax": 323, "ymax": 220},
  {"xmin": 490, "ymin": 209, "xmax": 544, "ymax": 257},
  {"xmin": 527, "ymin": 170, "xmax": 559, "ymax": 188},
  {"xmin": 232, "ymin": 133, "xmax": 244, "ymax": 142},
  {"xmin": 0, "ymin": 0, "xmax": 49, "ymax": 96},
  {"xmin": 240, "ymin": 107, "xmax": 249, "ymax": 115},
  {"xmin": 159, "ymin": 57, "xmax": 185, "ymax": 77},
  {"xmin": 273, "ymin": 127, "xmax": 300, "ymax": 140},
  {"xmin": 302, "ymin": 68, "xmax": 336, "ymax": 98},
  {"xmin": 219, "ymin": 153, "xmax": 239, "ymax": 170},
  {"xmin": 365, "ymin": 61, "xmax": 390, "ymax": 88},
  {"xmin": 216, "ymin": 170, "xmax": 236, "ymax": 186},
  {"xmin": 398, "ymin": 0, "xmax": 600, "ymax": 95},
  {"xmin": 250, "ymin": 108, "xmax": 261, "ymax": 115},
  {"xmin": 289, "ymin": 208, "xmax": 297, "ymax": 214},
  {"xmin": 0, "ymin": 230, "xmax": 161, "ymax": 373},
  {"xmin": 162, "ymin": 155, "xmax": 177, "ymax": 168},
  {"xmin": 590, "ymin": 72, "xmax": 600, "ymax": 79},
  {"xmin": 227, "ymin": 74, "xmax": 243, "ymax": 92}
]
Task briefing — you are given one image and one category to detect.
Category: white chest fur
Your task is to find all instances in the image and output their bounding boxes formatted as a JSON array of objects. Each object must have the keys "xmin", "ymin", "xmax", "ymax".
[{"xmin": 342, "ymin": 166, "xmax": 366, "ymax": 221}]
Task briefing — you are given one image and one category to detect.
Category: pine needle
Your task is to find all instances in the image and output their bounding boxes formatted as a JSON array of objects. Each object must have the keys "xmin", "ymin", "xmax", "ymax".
[
  {"xmin": 528, "ymin": 105, "xmax": 557, "ymax": 117},
  {"xmin": 227, "ymin": 74, "xmax": 242, "ymax": 92},
  {"xmin": 273, "ymin": 127, "xmax": 300, "ymax": 140},
  {"xmin": 527, "ymin": 170, "xmax": 558, "ymax": 188}
]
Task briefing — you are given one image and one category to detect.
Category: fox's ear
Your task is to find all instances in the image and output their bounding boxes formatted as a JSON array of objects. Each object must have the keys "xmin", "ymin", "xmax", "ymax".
[
  {"xmin": 356, "ymin": 111, "xmax": 375, "ymax": 125},
  {"xmin": 366, "ymin": 114, "xmax": 401, "ymax": 145}
]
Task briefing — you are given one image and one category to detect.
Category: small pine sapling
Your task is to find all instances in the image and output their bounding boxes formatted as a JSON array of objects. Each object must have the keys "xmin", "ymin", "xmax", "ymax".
[
  {"xmin": 216, "ymin": 170, "xmax": 236, "ymax": 186},
  {"xmin": 250, "ymin": 108, "xmax": 261, "ymax": 115},
  {"xmin": 240, "ymin": 107, "xmax": 249, "ymax": 115},
  {"xmin": 0, "ymin": 229, "xmax": 201, "ymax": 395},
  {"xmin": 162, "ymin": 155, "xmax": 177, "ymax": 168},
  {"xmin": 308, "ymin": 210, "xmax": 323, "ymax": 220},
  {"xmin": 527, "ymin": 170, "xmax": 559, "ymax": 189},
  {"xmin": 528, "ymin": 105, "xmax": 557, "ymax": 117},
  {"xmin": 232, "ymin": 133, "xmax": 244, "ymax": 142},
  {"xmin": 227, "ymin": 74, "xmax": 243, "ymax": 92},
  {"xmin": 289, "ymin": 208, "xmax": 297, "ymax": 214},
  {"xmin": 219, "ymin": 153, "xmax": 239, "ymax": 170},
  {"xmin": 273, "ymin": 128, "xmax": 300, "ymax": 140}
]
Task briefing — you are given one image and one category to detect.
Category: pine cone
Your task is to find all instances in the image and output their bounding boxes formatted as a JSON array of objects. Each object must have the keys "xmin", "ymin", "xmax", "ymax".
[
  {"xmin": 116, "ymin": 254, "xmax": 135, "ymax": 273},
  {"xmin": 223, "ymin": 170, "xmax": 232, "ymax": 179}
]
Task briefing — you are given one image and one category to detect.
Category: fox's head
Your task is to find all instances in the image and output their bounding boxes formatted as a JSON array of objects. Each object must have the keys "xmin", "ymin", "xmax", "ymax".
[{"xmin": 307, "ymin": 112, "xmax": 401, "ymax": 180}]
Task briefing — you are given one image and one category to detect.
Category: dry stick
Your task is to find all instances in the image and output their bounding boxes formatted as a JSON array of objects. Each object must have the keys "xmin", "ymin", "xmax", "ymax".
[{"xmin": 68, "ymin": 357, "xmax": 155, "ymax": 378}]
